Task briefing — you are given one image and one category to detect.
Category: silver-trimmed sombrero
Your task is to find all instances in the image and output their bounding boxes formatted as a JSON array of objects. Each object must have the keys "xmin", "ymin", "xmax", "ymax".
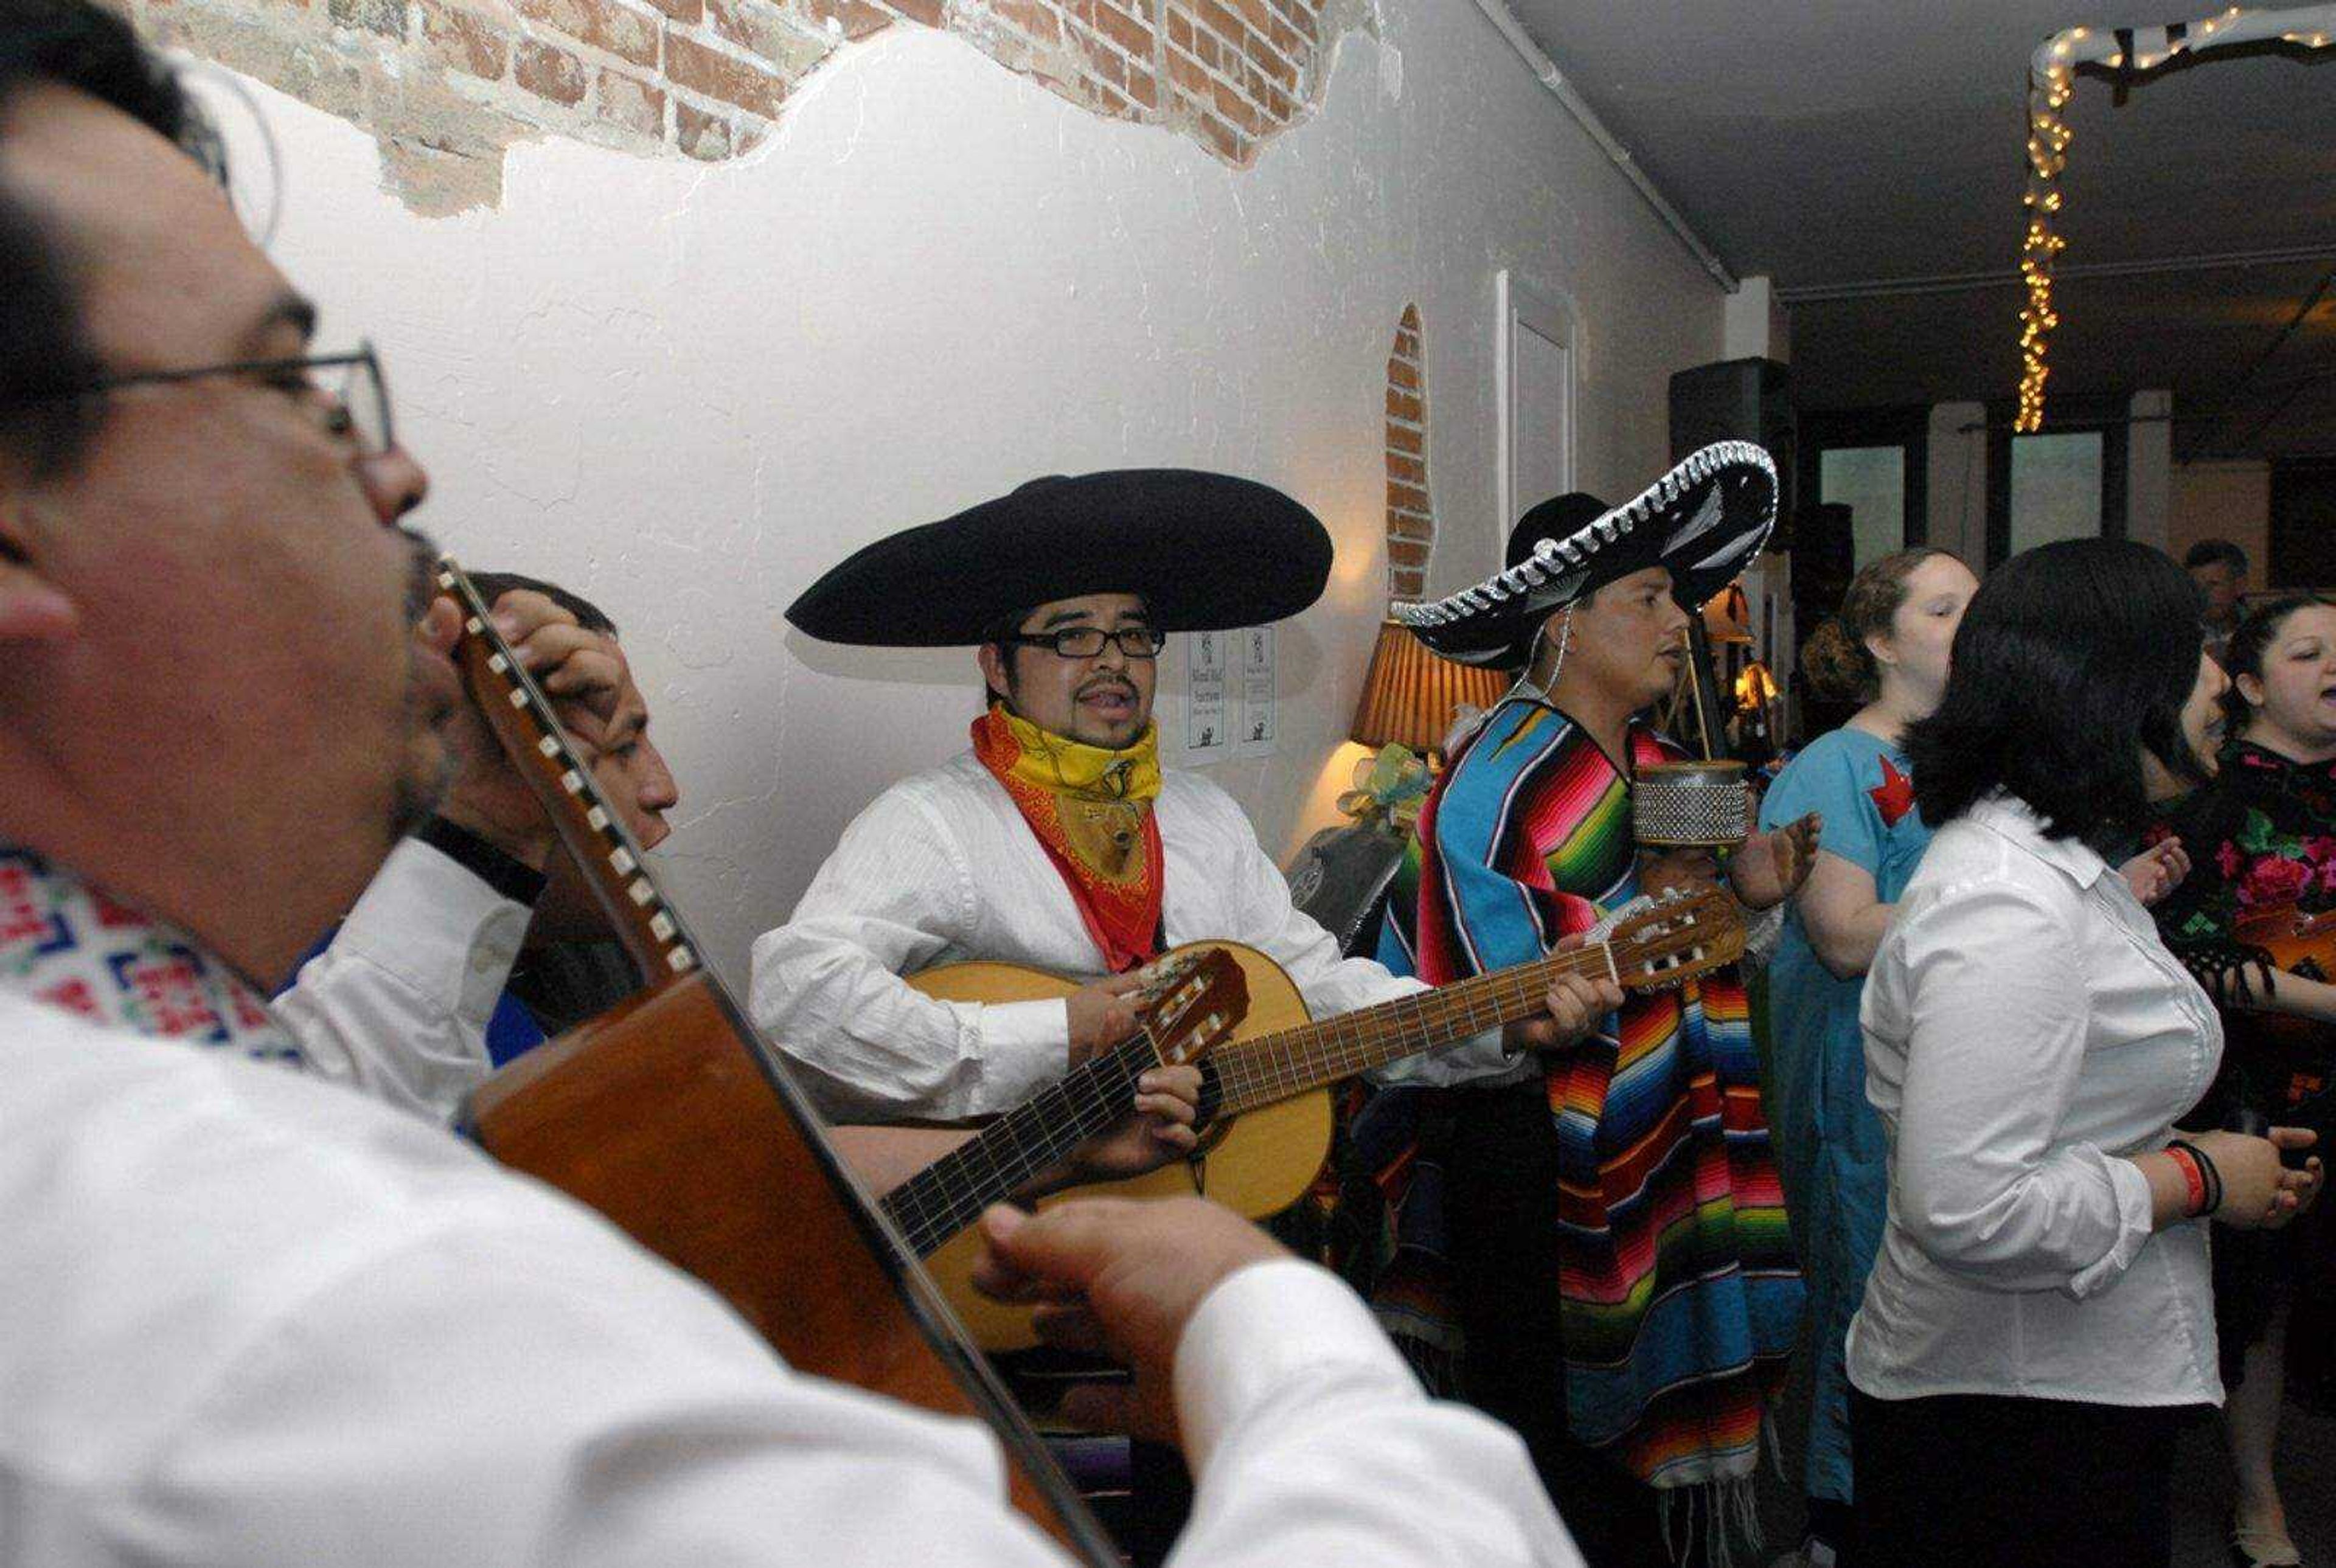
[{"xmin": 1394, "ymin": 441, "xmax": 1778, "ymax": 668}]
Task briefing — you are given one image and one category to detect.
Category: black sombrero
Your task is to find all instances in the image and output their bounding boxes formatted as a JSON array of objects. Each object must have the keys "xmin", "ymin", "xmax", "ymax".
[
  {"xmin": 785, "ymin": 468, "xmax": 1334, "ymax": 647},
  {"xmin": 1393, "ymin": 441, "xmax": 1777, "ymax": 669}
]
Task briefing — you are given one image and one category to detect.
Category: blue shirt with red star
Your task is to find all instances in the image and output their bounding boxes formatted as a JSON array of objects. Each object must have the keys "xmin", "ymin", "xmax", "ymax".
[{"xmin": 1753, "ymin": 724, "xmax": 1934, "ymax": 1507}]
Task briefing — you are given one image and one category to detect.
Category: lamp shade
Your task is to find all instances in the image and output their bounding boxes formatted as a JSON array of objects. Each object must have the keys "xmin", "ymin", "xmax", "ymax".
[
  {"xmin": 1350, "ymin": 619, "xmax": 1511, "ymax": 753},
  {"xmin": 1702, "ymin": 580, "xmax": 1752, "ymax": 644}
]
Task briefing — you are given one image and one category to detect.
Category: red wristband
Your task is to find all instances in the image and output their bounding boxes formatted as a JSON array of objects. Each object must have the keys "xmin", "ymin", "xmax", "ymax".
[{"xmin": 2164, "ymin": 1145, "xmax": 2209, "ymax": 1217}]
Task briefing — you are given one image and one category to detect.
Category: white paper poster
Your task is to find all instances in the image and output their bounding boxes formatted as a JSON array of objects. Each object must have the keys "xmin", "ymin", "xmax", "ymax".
[
  {"xmin": 1234, "ymin": 625, "xmax": 1276, "ymax": 758},
  {"xmin": 1185, "ymin": 628, "xmax": 1228, "ymax": 760}
]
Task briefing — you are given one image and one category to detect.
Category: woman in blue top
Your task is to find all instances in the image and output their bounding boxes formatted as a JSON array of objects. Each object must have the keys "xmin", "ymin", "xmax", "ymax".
[{"xmin": 1759, "ymin": 549, "xmax": 1972, "ymax": 1566}]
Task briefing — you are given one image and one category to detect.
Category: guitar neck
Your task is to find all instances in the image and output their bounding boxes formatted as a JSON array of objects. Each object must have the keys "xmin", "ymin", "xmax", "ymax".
[
  {"xmin": 883, "ymin": 1031, "xmax": 1163, "ymax": 1258},
  {"xmin": 1210, "ymin": 942, "xmax": 1619, "ymax": 1115}
]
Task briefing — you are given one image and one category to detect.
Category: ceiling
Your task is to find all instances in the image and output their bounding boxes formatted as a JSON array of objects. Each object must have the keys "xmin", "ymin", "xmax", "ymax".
[{"xmin": 1504, "ymin": 2, "xmax": 2336, "ymax": 462}]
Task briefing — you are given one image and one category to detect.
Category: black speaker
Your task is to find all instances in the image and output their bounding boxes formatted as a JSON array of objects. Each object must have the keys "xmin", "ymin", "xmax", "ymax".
[{"xmin": 1669, "ymin": 357, "xmax": 1793, "ymax": 528}]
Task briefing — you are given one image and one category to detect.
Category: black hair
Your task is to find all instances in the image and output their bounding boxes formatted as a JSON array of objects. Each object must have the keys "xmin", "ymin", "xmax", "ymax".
[
  {"xmin": 1908, "ymin": 537, "xmax": 2211, "ymax": 853},
  {"xmin": 466, "ymin": 569, "xmax": 619, "ymax": 637},
  {"xmin": 1, "ymin": 0, "xmax": 212, "ymax": 477},
  {"xmin": 2183, "ymin": 538, "xmax": 2249, "ymax": 577},
  {"xmin": 2219, "ymin": 591, "xmax": 2336, "ymax": 734}
]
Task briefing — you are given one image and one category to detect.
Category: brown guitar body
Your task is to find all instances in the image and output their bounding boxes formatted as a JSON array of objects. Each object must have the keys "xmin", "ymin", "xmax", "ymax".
[
  {"xmin": 465, "ymin": 972, "xmax": 1096, "ymax": 1545},
  {"xmin": 914, "ymin": 942, "xmax": 1322, "ymax": 1351}
]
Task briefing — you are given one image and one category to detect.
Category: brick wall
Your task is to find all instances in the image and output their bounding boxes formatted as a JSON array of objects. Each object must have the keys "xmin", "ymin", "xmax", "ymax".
[
  {"xmin": 117, "ymin": 0, "xmax": 1342, "ymax": 212},
  {"xmin": 1385, "ymin": 302, "xmax": 1432, "ymax": 604}
]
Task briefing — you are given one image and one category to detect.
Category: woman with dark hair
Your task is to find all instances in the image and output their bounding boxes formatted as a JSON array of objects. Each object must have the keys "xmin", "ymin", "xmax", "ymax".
[
  {"xmin": 1846, "ymin": 538, "xmax": 2323, "ymax": 1568},
  {"xmin": 2147, "ymin": 592, "xmax": 2336, "ymax": 1568}
]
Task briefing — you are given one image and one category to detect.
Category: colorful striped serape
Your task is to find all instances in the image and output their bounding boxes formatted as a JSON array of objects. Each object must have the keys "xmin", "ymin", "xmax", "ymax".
[{"xmin": 1377, "ymin": 698, "xmax": 1802, "ymax": 1493}]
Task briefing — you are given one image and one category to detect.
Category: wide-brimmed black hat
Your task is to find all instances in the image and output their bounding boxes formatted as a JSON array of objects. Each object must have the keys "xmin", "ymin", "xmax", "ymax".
[
  {"xmin": 1394, "ymin": 441, "xmax": 1776, "ymax": 669},
  {"xmin": 785, "ymin": 469, "xmax": 1333, "ymax": 647}
]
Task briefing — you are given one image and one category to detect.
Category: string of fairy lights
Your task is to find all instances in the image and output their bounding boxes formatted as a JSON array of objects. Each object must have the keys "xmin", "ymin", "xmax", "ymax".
[{"xmin": 2019, "ymin": 4, "xmax": 2336, "ymax": 431}]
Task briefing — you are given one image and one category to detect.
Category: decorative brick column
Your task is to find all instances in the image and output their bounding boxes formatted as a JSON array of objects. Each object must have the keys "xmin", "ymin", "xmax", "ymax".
[{"xmin": 1384, "ymin": 303, "xmax": 1433, "ymax": 604}]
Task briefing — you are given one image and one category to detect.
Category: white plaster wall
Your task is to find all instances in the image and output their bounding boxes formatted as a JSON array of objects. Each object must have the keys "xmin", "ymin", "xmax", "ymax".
[{"xmin": 207, "ymin": 7, "xmax": 1723, "ymax": 983}]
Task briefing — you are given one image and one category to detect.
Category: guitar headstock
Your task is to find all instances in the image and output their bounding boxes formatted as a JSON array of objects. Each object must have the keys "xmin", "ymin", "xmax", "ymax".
[
  {"xmin": 1128, "ymin": 947, "xmax": 1250, "ymax": 1067},
  {"xmin": 1605, "ymin": 886, "xmax": 1745, "ymax": 991}
]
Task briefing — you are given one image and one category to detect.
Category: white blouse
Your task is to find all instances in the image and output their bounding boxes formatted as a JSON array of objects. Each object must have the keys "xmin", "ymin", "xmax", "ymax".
[{"xmin": 1846, "ymin": 795, "xmax": 2223, "ymax": 1408}]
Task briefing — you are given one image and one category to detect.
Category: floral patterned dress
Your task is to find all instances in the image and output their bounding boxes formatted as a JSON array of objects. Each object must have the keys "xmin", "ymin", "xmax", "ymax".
[{"xmin": 2147, "ymin": 739, "xmax": 2336, "ymax": 1365}]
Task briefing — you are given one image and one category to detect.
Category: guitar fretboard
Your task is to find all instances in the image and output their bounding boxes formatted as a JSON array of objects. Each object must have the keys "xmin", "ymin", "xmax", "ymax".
[
  {"xmin": 883, "ymin": 1028, "xmax": 1163, "ymax": 1258},
  {"xmin": 1207, "ymin": 942, "xmax": 1625, "ymax": 1114}
]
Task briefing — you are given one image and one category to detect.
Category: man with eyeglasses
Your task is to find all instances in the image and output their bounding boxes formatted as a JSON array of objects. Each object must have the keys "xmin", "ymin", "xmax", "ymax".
[
  {"xmin": 753, "ymin": 472, "xmax": 1615, "ymax": 1128},
  {"xmin": 0, "ymin": 7, "xmax": 1582, "ymax": 1566}
]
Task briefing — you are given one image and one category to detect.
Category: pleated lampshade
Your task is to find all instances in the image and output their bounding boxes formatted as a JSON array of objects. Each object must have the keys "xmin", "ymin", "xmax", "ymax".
[{"xmin": 1350, "ymin": 618, "xmax": 1511, "ymax": 754}]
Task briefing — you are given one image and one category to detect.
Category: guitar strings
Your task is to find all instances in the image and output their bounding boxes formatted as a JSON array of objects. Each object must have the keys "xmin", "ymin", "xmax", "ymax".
[{"xmin": 885, "ymin": 919, "xmax": 1719, "ymax": 1254}]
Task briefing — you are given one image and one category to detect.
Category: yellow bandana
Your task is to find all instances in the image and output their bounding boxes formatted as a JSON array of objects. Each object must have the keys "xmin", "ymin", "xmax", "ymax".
[{"xmin": 972, "ymin": 704, "xmax": 1164, "ymax": 969}]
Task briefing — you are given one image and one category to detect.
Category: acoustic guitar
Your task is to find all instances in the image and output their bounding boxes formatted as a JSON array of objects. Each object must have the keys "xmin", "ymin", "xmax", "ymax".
[
  {"xmin": 437, "ymin": 561, "xmax": 1129, "ymax": 1562},
  {"xmin": 895, "ymin": 888, "xmax": 1743, "ymax": 1349}
]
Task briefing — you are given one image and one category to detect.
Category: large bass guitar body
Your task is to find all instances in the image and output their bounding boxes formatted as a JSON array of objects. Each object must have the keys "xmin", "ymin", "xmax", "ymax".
[{"xmin": 912, "ymin": 943, "xmax": 1319, "ymax": 1351}]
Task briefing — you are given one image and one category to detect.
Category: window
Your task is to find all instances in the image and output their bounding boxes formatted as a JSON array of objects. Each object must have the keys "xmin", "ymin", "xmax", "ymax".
[
  {"xmin": 1820, "ymin": 446, "xmax": 1910, "ymax": 567},
  {"xmin": 1984, "ymin": 410, "xmax": 2127, "ymax": 567},
  {"xmin": 1796, "ymin": 408, "xmax": 1930, "ymax": 585}
]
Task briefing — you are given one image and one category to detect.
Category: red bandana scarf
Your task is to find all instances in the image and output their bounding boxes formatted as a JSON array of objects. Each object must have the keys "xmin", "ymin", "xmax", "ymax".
[{"xmin": 971, "ymin": 704, "xmax": 1165, "ymax": 972}]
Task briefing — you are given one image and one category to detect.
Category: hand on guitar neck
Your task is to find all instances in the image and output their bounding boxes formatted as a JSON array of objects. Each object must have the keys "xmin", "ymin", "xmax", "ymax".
[
  {"xmin": 1501, "ymin": 933, "xmax": 1626, "ymax": 1055},
  {"xmin": 419, "ymin": 587, "xmax": 628, "ymax": 872}
]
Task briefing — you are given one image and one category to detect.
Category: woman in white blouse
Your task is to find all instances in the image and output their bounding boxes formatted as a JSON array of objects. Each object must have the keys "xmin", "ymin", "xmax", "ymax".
[{"xmin": 1846, "ymin": 538, "xmax": 2324, "ymax": 1567}]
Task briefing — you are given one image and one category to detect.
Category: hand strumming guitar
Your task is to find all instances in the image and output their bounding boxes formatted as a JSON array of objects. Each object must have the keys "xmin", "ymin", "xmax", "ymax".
[
  {"xmin": 420, "ymin": 587, "xmax": 626, "ymax": 870},
  {"xmin": 973, "ymin": 1195, "xmax": 1287, "ymax": 1446}
]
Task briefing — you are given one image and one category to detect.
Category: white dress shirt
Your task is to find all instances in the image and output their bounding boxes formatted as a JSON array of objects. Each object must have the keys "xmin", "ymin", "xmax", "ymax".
[
  {"xmin": 274, "ymin": 837, "xmax": 531, "ymax": 1124},
  {"xmin": 751, "ymin": 752, "xmax": 1437, "ymax": 1122},
  {"xmin": 0, "ymin": 988, "xmax": 1578, "ymax": 1568},
  {"xmin": 1846, "ymin": 795, "xmax": 2223, "ymax": 1407}
]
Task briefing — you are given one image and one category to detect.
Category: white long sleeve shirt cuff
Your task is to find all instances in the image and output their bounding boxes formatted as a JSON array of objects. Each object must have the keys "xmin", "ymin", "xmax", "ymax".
[
  {"xmin": 2068, "ymin": 1148, "xmax": 2158, "ymax": 1299},
  {"xmin": 972, "ymin": 997, "xmax": 1076, "ymax": 1109},
  {"xmin": 1173, "ymin": 1260, "xmax": 1411, "ymax": 1468},
  {"xmin": 274, "ymin": 838, "xmax": 529, "ymax": 1124}
]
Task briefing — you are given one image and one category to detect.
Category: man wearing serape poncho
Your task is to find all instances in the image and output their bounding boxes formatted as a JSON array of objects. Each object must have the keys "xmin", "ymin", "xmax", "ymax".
[{"xmin": 1372, "ymin": 444, "xmax": 1817, "ymax": 1567}]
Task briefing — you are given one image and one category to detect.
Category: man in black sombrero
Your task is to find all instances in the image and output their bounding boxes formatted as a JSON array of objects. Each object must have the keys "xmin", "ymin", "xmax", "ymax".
[
  {"xmin": 751, "ymin": 469, "xmax": 1615, "ymax": 1128},
  {"xmin": 1370, "ymin": 442, "xmax": 1818, "ymax": 1565}
]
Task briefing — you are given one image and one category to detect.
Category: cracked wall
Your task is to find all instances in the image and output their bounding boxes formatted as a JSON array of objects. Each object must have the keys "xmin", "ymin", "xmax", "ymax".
[
  {"xmin": 116, "ymin": 0, "xmax": 1352, "ymax": 212},
  {"xmin": 187, "ymin": 15, "xmax": 1725, "ymax": 980}
]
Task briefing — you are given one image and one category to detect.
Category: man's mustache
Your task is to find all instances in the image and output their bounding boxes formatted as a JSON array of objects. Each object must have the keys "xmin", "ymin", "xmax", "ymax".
[{"xmin": 400, "ymin": 527, "xmax": 444, "ymax": 622}]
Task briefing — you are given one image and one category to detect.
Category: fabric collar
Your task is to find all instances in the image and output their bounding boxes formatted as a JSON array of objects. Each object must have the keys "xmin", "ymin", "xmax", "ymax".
[
  {"xmin": 975, "ymin": 704, "xmax": 1163, "ymax": 804},
  {"xmin": 0, "ymin": 842, "xmax": 302, "ymax": 1064},
  {"xmin": 2229, "ymin": 737, "xmax": 2336, "ymax": 781},
  {"xmin": 1969, "ymin": 794, "xmax": 2110, "ymax": 889}
]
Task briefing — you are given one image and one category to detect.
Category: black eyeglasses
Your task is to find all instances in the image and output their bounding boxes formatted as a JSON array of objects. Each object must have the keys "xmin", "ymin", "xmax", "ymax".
[
  {"xmin": 1000, "ymin": 626, "xmax": 1169, "ymax": 661},
  {"xmin": 1, "ymin": 342, "xmax": 395, "ymax": 457}
]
